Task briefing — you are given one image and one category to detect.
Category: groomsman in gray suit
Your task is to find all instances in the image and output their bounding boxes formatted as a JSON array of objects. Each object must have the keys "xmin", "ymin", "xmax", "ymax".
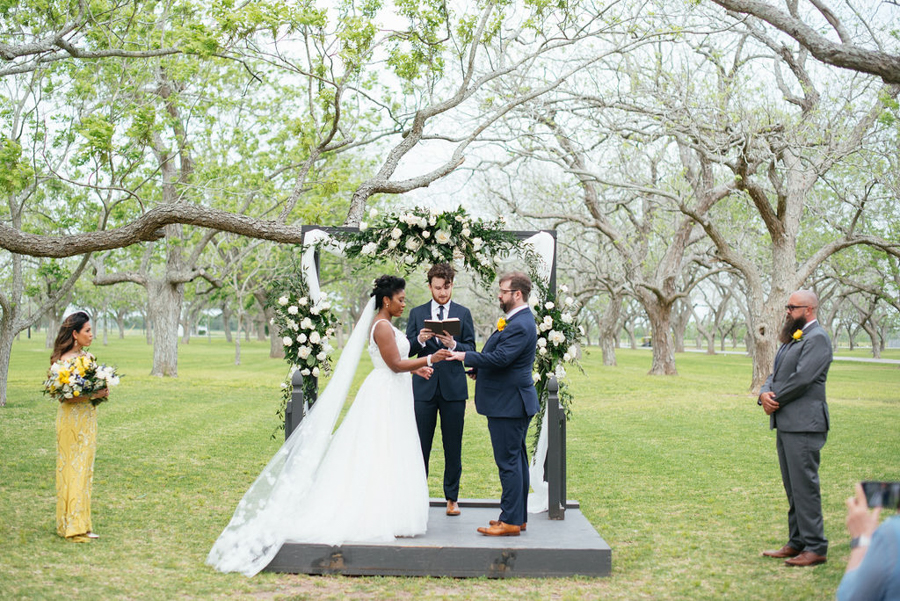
[
  {"xmin": 407, "ymin": 263, "xmax": 476, "ymax": 517},
  {"xmin": 759, "ymin": 290, "xmax": 833, "ymax": 567}
]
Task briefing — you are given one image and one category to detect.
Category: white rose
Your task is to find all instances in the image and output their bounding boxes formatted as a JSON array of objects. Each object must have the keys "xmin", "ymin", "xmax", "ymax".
[
  {"xmin": 298, "ymin": 346, "xmax": 312, "ymax": 360},
  {"xmin": 299, "ymin": 297, "xmax": 308, "ymax": 306},
  {"xmin": 435, "ymin": 230, "xmax": 452, "ymax": 244},
  {"xmin": 282, "ymin": 336, "xmax": 293, "ymax": 346},
  {"xmin": 563, "ymin": 353, "xmax": 571, "ymax": 362},
  {"xmin": 300, "ymin": 368, "xmax": 311, "ymax": 376},
  {"xmin": 404, "ymin": 255, "xmax": 416, "ymax": 264},
  {"xmin": 320, "ymin": 291, "xmax": 328, "ymax": 300},
  {"xmin": 287, "ymin": 305, "xmax": 299, "ymax": 315},
  {"xmin": 406, "ymin": 237, "xmax": 421, "ymax": 251},
  {"xmin": 452, "ymin": 248, "xmax": 464, "ymax": 260},
  {"xmin": 555, "ymin": 365, "xmax": 567, "ymax": 379},
  {"xmin": 417, "ymin": 217, "xmax": 428, "ymax": 229},
  {"xmin": 278, "ymin": 296, "xmax": 289, "ymax": 306},
  {"xmin": 455, "ymin": 215, "xmax": 464, "ymax": 222},
  {"xmin": 429, "ymin": 215, "xmax": 437, "ymax": 226},
  {"xmin": 369, "ymin": 207, "xmax": 379, "ymax": 219},
  {"xmin": 543, "ymin": 315, "xmax": 553, "ymax": 326},
  {"xmin": 461, "ymin": 227, "xmax": 471, "ymax": 237},
  {"xmin": 529, "ymin": 296, "xmax": 540, "ymax": 308},
  {"xmin": 422, "ymin": 230, "xmax": 430, "ymax": 238},
  {"xmin": 562, "ymin": 312, "xmax": 573, "ymax": 324},
  {"xmin": 565, "ymin": 296, "xmax": 575, "ymax": 307},
  {"xmin": 493, "ymin": 255, "xmax": 501, "ymax": 265},
  {"xmin": 532, "ymin": 372, "xmax": 541, "ymax": 383},
  {"xmin": 287, "ymin": 319, "xmax": 298, "ymax": 330},
  {"xmin": 391, "ymin": 227, "xmax": 403, "ymax": 239},
  {"xmin": 310, "ymin": 305, "xmax": 321, "ymax": 315},
  {"xmin": 326, "ymin": 328, "xmax": 335, "ymax": 337},
  {"xmin": 560, "ymin": 284, "xmax": 569, "ymax": 293},
  {"xmin": 471, "ymin": 237, "xmax": 483, "ymax": 251},
  {"xmin": 309, "ymin": 331, "xmax": 321, "ymax": 345},
  {"xmin": 300, "ymin": 317, "xmax": 313, "ymax": 330},
  {"xmin": 388, "ymin": 239, "xmax": 398, "ymax": 249},
  {"xmin": 545, "ymin": 301, "xmax": 555, "ymax": 310},
  {"xmin": 362, "ymin": 241, "xmax": 378, "ymax": 255},
  {"xmin": 539, "ymin": 347, "xmax": 548, "ymax": 355},
  {"xmin": 321, "ymin": 301, "xmax": 331, "ymax": 311},
  {"xmin": 312, "ymin": 367, "xmax": 320, "ymax": 377},
  {"xmin": 359, "ymin": 221, "xmax": 368, "ymax": 231},
  {"xmin": 540, "ymin": 322, "xmax": 551, "ymax": 332},
  {"xmin": 537, "ymin": 337, "xmax": 547, "ymax": 348},
  {"xmin": 317, "ymin": 351, "xmax": 327, "ymax": 361},
  {"xmin": 298, "ymin": 333, "xmax": 307, "ymax": 343}
]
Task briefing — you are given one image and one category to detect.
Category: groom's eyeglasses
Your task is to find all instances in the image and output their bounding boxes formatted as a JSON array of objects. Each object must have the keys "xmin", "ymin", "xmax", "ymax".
[{"xmin": 785, "ymin": 305, "xmax": 808, "ymax": 311}]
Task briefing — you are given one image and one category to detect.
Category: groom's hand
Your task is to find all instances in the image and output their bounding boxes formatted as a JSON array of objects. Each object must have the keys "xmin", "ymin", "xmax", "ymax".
[{"xmin": 447, "ymin": 351, "xmax": 466, "ymax": 362}]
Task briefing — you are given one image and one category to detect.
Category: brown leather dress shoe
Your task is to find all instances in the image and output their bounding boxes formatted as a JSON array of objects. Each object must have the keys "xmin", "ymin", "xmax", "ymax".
[
  {"xmin": 785, "ymin": 551, "xmax": 827, "ymax": 567},
  {"xmin": 762, "ymin": 545, "xmax": 801, "ymax": 558},
  {"xmin": 446, "ymin": 501, "xmax": 460, "ymax": 516},
  {"xmin": 477, "ymin": 522, "xmax": 520, "ymax": 536},
  {"xmin": 490, "ymin": 519, "xmax": 526, "ymax": 531}
]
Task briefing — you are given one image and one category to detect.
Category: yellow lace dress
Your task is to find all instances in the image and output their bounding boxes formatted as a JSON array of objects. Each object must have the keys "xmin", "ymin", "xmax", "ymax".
[{"xmin": 56, "ymin": 397, "xmax": 97, "ymax": 541}]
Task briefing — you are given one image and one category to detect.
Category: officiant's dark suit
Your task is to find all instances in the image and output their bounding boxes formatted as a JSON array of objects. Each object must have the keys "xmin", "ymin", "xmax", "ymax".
[
  {"xmin": 460, "ymin": 272, "xmax": 539, "ymax": 534},
  {"xmin": 407, "ymin": 265, "xmax": 476, "ymax": 508},
  {"xmin": 759, "ymin": 290, "xmax": 833, "ymax": 567}
]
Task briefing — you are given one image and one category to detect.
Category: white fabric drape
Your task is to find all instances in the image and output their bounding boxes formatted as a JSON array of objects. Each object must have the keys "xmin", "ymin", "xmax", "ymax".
[
  {"xmin": 300, "ymin": 229, "xmax": 345, "ymax": 303},
  {"xmin": 207, "ymin": 297, "xmax": 376, "ymax": 576}
]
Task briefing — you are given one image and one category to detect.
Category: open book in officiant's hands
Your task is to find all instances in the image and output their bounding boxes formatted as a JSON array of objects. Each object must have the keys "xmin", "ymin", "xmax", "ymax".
[{"xmin": 423, "ymin": 318, "xmax": 461, "ymax": 337}]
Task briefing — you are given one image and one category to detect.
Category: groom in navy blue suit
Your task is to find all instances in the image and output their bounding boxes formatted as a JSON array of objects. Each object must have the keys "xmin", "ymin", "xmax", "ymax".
[{"xmin": 449, "ymin": 271, "xmax": 539, "ymax": 536}]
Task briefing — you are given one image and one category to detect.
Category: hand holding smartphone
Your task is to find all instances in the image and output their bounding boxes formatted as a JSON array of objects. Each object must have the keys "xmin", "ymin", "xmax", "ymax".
[{"xmin": 861, "ymin": 481, "xmax": 900, "ymax": 509}]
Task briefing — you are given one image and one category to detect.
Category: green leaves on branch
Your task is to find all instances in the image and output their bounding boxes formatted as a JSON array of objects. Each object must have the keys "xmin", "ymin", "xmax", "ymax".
[{"xmin": 0, "ymin": 137, "xmax": 34, "ymax": 194}]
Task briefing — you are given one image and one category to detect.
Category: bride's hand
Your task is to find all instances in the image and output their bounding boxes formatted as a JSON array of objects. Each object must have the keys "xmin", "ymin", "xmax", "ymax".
[
  {"xmin": 442, "ymin": 350, "xmax": 465, "ymax": 362},
  {"xmin": 414, "ymin": 366, "xmax": 434, "ymax": 379},
  {"xmin": 430, "ymin": 349, "xmax": 453, "ymax": 363}
]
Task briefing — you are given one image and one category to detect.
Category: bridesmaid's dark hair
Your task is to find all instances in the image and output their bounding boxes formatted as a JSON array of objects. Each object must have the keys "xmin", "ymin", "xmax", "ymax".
[
  {"xmin": 371, "ymin": 275, "xmax": 406, "ymax": 309},
  {"xmin": 51, "ymin": 311, "xmax": 91, "ymax": 363}
]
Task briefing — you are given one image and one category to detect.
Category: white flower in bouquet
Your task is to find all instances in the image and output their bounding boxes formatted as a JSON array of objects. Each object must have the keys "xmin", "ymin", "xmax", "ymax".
[
  {"xmin": 529, "ymin": 295, "xmax": 539, "ymax": 308},
  {"xmin": 559, "ymin": 284, "xmax": 569, "ymax": 293},
  {"xmin": 286, "ymin": 319, "xmax": 297, "ymax": 330},
  {"xmin": 561, "ymin": 312, "xmax": 573, "ymax": 324},
  {"xmin": 405, "ymin": 237, "xmax": 421, "ymax": 251},
  {"xmin": 297, "ymin": 333, "xmax": 308, "ymax": 343},
  {"xmin": 452, "ymin": 248, "xmax": 464, "ymax": 261},
  {"xmin": 288, "ymin": 305, "xmax": 299, "ymax": 315},
  {"xmin": 388, "ymin": 239, "xmax": 398, "ymax": 249},
  {"xmin": 300, "ymin": 368, "xmax": 311, "ymax": 376},
  {"xmin": 493, "ymin": 255, "xmax": 502, "ymax": 265},
  {"xmin": 549, "ymin": 330, "xmax": 566, "ymax": 346},
  {"xmin": 563, "ymin": 353, "xmax": 571, "ymax": 362},
  {"xmin": 568, "ymin": 344, "xmax": 578, "ymax": 358},
  {"xmin": 391, "ymin": 227, "xmax": 403, "ymax": 239},
  {"xmin": 455, "ymin": 215, "xmax": 464, "ymax": 222},
  {"xmin": 471, "ymin": 237, "xmax": 483, "ymax": 251},
  {"xmin": 369, "ymin": 207, "xmax": 379, "ymax": 219},
  {"xmin": 555, "ymin": 365, "xmax": 567, "ymax": 379},
  {"xmin": 422, "ymin": 230, "xmax": 430, "ymax": 238},
  {"xmin": 537, "ymin": 337, "xmax": 547, "ymax": 348},
  {"xmin": 283, "ymin": 336, "xmax": 294, "ymax": 346},
  {"xmin": 300, "ymin": 317, "xmax": 313, "ymax": 330},
  {"xmin": 320, "ymin": 291, "xmax": 328, "ymax": 300},
  {"xmin": 326, "ymin": 328, "xmax": 335, "ymax": 338},
  {"xmin": 361, "ymin": 242, "xmax": 377, "ymax": 255},
  {"xmin": 545, "ymin": 301, "xmax": 555, "ymax": 310},
  {"xmin": 298, "ymin": 346, "xmax": 312, "ymax": 360},
  {"xmin": 312, "ymin": 367, "xmax": 320, "ymax": 377},
  {"xmin": 461, "ymin": 227, "xmax": 471, "ymax": 237},
  {"xmin": 417, "ymin": 216, "xmax": 428, "ymax": 229},
  {"xmin": 299, "ymin": 297, "xmax": 309, "ymax": 306},
  {"xmin": 543, "ymin": 315, "xmax": 553, "ymax": 326},
  {"xmin": 278, "ymin": 296, "xmax": 289, "ymax": 306},
  {"xmin": 532, "ymin": 372, "xmax": 541, "ymax": 383},
  {"xmin": 435, "ymin": 229, "xmax": 452, "ymax": 244},
  {"xmin": 321, "ymin": 301, "xmax": 331, "ymax": 311},
  {"xmin": 565, "ymin": 296, "xmax": 575, "ymax": 307},
  {"xmin": 310, "ymin": 305, "xmax": 321, "ymax": 315},
  {"xmin": 316, "ymin": 351, "xmax": 327, "ymax": 361},
  {"xmin": 431, "ymin": 248, "xmax": 441, "ymax": 258},
  {"xmin": 539, "ymin": 321, "xmax": 551, "ymax": 332},
  {"xmin": 309, "ymin": 331, "xmax": 321, "ymax": 345},
  {"xmin": 539, "ymin": 347, "xmax": 548, "ymax": 355},
  {"xmin": 359, "ymin": 221, "xmax": 368, "ymax": 231}
]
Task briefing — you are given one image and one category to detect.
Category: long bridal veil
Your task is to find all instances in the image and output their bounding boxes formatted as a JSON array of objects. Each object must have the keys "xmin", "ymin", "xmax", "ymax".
[{"xmin": 207, "ymin": 297, "xmax": 376, "ymax": 576}]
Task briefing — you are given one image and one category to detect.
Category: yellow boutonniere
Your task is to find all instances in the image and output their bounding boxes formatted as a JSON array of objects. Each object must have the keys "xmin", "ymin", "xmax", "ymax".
[
  {"xmin": 792, "ymin": 329, "xmax": 803, "ymax": 341},
  {"xmin": 497, "ymin": 317, "xmax": 507, "ymax": 332}
]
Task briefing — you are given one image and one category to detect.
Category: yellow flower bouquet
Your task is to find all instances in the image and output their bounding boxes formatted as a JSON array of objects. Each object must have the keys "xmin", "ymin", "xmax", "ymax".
[{"xmin": 43, "ymin": 353, "xmax": 121, "ymax": 406}]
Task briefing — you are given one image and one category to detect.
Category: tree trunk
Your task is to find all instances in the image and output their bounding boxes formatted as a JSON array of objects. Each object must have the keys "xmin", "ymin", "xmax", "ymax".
[
  {"xmin": 0, "ymin": 318, "xmax": 15, "ymax": 407},
  {"xmin": 147, "ymin": 279, "xmax": 183, "ymax": 377},
  {"xmin": 235, "ymin": 312, "xmax": 242, "ymax": 365},
  {"xmin": 116, "ymin": 308, "xmax": 127, "ymax": 339},
  {"xmin": 101, "ymin": 302, "xmax": 109, "ymax": 346},
  {"xmin": 598, "ymin": 296, "xmax": 621, "ymax": 366},
  {"xmin": 221, "ymin": 304, "xmax": 233, "ymax": 343},
  {"xmin": 644, "ymin": 299, "xmax": 677, "ymax": 375}
]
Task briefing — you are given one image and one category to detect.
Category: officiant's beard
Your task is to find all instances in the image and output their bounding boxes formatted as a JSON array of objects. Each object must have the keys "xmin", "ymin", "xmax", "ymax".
[
  {"xmin": 499, "ymin": 297, "xmax": 514, "ymax": 314},
  {"xmin": 779, "ymin": 314, "xmax": 808, "ymax": 344}
]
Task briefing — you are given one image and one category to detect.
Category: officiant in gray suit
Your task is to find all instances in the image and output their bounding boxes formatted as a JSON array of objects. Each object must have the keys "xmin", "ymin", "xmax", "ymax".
[
  {"xmin": 407, "ymin": 263, "xmax": 476, "ymax": 517},
  {"xmin": 759, "ymin": 289, "xmax": 833, "ymax": 568}
]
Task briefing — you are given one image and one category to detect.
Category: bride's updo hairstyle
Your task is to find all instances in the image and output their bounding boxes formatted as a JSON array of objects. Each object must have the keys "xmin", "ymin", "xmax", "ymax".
[{"xmin": 371, "ymin": 275, "xmax": 406, "ymax": 309}]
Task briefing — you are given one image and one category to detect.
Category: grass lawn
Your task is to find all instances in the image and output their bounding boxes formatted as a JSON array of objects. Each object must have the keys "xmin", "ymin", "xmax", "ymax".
[{"xmin": 2, "ymin": 334, "xmax": 898, "ymax": 600}]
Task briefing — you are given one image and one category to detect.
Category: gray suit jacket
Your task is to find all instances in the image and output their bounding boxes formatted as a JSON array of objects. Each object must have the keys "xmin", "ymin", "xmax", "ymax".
[{"xmin": 760, "ymin": 321, "xmax": 833, "ymax": 432}]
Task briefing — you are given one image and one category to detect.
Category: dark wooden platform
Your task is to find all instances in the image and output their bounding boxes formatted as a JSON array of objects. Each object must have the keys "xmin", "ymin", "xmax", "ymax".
[{"xmin": 264, "ymin": 499, "xmax": 611, "ymax": 578}]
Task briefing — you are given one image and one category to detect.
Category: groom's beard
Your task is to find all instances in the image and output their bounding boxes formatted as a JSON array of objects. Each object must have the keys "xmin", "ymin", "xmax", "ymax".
[
  {"xmin": 499, "ymin": 297, "xmax": 513, "ymax": 314},
  {"xmin": 779, "ymin": 314, "xmax": 808, "ymax": 344}
]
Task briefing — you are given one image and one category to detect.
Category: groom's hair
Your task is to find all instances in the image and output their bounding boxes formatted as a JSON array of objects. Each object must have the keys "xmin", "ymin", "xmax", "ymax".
[
  {"xmin": 427, "ymin": 263, "xmax": 455, "ymax": 284},
  {"xmin": 371, "ymin": 275, "xmax": 406, "ymax": 309},
  {"xmin": 500, "ymin": 271, "xmax": 531, "ymax": 302}
]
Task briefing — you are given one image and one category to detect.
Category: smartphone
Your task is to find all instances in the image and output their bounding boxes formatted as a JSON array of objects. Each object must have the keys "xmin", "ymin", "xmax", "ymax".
[{"xmin": 861, "ymin": 481, "xmax": 900, "ymax": 509}]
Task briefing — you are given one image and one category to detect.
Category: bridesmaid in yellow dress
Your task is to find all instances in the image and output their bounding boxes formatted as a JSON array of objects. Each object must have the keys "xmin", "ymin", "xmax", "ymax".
[{"xmin": 50, "ymin": 312, "xmax": 109, "ymax": 543}]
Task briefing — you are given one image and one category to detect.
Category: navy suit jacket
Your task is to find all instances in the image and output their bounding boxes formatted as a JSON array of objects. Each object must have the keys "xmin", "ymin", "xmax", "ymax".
[
  {"xmin": 406, "ymin": 300, "xmax": 476, "ymax": 402},
  {"xmin": 760, "ymin": 321, "xmax": 832, "ymax": 433},
  {"xmin": 464, "ymin": 307, "xmax": 539, "ymax": 418}
]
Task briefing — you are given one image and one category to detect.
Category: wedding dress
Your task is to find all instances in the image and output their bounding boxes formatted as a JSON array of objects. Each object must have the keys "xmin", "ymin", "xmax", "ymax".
[{"xmin": 207, "ymin": 299, "xmax": 428, "ymax": 576}]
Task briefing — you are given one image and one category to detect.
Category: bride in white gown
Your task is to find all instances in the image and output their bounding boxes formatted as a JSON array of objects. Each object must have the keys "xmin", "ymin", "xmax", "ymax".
[{"xmin": 207, "ymin": 275, "xmax": 452, "ymax": 576}]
